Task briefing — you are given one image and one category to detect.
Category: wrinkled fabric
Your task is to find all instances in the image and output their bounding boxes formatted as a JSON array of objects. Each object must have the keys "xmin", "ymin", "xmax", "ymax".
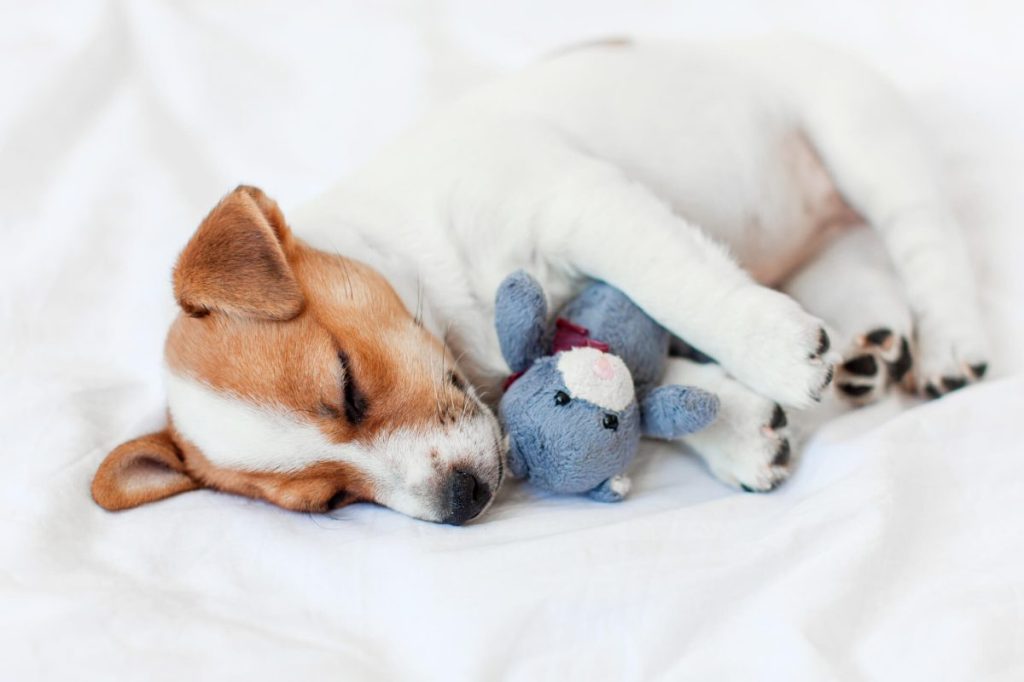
[{"xmin": 2, "ymin": 2, "xmax": 1023, "ymax": 680}]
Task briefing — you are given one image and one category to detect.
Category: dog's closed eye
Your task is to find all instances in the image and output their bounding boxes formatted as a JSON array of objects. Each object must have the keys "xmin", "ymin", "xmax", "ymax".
[{"xmin": 338, "ymin": 350, "xmax": 369, "ymax": 425}]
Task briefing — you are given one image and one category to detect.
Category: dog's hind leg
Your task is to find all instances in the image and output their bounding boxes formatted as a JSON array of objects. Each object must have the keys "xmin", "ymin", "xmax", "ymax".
[
  {"xmin": 783, "ymin": 226, "xmax": 915, "ymax": 405},
  {"xmin": 780, "ymin": 45, "xmax": 990, "ymax": 397}
]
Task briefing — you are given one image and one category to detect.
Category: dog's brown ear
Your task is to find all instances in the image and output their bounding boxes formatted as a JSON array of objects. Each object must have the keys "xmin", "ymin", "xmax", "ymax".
[
  {"xmin": 173, "ymin": 185, "xmax": 304, "ymax": 320},
  {"xmin": 92, "ymin": 431, "xmax": 202, "ymax": 511}
]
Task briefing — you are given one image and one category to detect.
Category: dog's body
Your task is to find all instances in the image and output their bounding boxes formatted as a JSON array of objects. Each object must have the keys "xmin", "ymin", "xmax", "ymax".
[{"xmin": 93, "ymin": 37, "xmax": 988, "ymax": 521}]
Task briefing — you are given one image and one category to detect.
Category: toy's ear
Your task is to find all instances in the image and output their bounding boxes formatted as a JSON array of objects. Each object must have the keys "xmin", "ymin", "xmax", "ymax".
[
  {"xmin": 640, "ymin": 385, "xmax": 719, "ymax": 440},
  {"xmin": 494, "ymin": 270, "xmax": 549, "ymax": 373}
]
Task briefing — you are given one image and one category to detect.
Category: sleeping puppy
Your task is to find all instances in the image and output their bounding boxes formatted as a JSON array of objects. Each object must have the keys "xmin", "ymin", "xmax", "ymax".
[{"xmin": 92, "ymin": 36, "xmax": 989, "ymax": 523}]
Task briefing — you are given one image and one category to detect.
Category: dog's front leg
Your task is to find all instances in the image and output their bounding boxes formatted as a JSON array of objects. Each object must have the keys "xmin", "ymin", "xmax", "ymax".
[{"xmin": 534, "ymin": 157, "xmax": 837, "ymax": 408}]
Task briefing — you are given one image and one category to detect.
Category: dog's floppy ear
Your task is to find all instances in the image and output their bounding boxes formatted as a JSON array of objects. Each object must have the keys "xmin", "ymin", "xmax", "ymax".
[
  {"xmin": 640, "ymin": 385, "xmax": 719, "ymax": 440},
  {"xmin": 495, "ymin": 270, "xmax": 549, "ymax": 373},
  {"xmin": 173, "ymin": 185, "xmax": 304, "ymax": 320},
  {"xmin": 91, "ymin": 430, "xmax": 202, "ymax": 511}
]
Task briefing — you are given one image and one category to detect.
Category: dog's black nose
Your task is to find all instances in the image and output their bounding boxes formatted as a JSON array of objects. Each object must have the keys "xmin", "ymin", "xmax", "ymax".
[{"xmin": 443, "ymin": 470, "xmax": 491, "ymax": 525}]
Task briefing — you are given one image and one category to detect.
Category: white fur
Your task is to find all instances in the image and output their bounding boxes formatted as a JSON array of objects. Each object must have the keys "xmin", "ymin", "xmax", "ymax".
[
  {"xmin": 167, "ymin": 370, "xmax": 348, "ymax": 474},
  {"xmin": 557, "ymin": 348, "xmax": 634, "ymax": 412},
  {"xmin": 662, "ymin": 357, "xmax": 793, "ymax": 492},
  {"xmin": 284, "ymin": 36, "xmax": 986, "ymax": 491},
  {"xmin": 166, "ymin": 370, "xmax": 503, "ymax": 521},
  {"xmin": 784, "ymin": 226, "xmax": 916, "ymax": 403}
]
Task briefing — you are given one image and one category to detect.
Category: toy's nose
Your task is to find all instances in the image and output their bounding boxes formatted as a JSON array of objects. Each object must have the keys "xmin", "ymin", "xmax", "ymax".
[
  {"xmin": 442, "ymin": 470, "xmax": 492, "ymax": 525},
  {"xmin": 592, "ymin": 354, "xmax": 617, "ymax": 380}
]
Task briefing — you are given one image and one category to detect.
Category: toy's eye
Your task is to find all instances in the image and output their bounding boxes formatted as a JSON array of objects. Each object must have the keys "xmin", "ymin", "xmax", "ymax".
[
  {"xmin": 554, "ymin": 390, "xmax": 571, "ymax": 406},
  {"xmin": 602, "ymin": 414, "xmax": 619, "ymax": 431}
]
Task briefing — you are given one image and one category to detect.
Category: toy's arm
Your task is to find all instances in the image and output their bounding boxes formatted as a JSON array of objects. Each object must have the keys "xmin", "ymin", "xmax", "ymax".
[
  {"xmin": 495, "ymin": 270, "xmax": 549, "ymax": 373},
  {"xmin": 641, "ymin": 385, "xmax": 719, "ymax": 440},
  {"xmin": 588, "ymin": 474, "xmax": 631, "ymax": 503}
]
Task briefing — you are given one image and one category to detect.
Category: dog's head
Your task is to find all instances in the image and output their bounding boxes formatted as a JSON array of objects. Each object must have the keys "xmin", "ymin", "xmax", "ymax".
[{"xmin": 92, "ymin": 186, "xmax": 503, "ymax": 524}]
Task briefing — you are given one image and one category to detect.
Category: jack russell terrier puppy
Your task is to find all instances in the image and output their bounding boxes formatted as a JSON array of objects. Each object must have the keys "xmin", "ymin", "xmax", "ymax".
[{"xmin": 92, "ymin": 37, "xmax": 988, "ymax": 524}]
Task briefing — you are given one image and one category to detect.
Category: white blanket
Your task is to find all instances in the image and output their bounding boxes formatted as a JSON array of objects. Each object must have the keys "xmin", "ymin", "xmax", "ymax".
[{"xmin": 3, "ymin": 2, "xmax": 1023, "ymax": 679}]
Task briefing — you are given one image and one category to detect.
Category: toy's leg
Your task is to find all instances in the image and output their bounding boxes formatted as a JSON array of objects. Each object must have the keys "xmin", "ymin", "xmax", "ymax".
[
  {"xmin": 588, "ymin": 475, "xmax": 631, "ymax": 503},
  {"xmin": 534, "ymin": 149, "xmax": 837, "ymax": 409},
  {"xmin": 782, "ymin": 226, "xmax": 915, "ymax": 405},
  {"xmin": 793, "ymin": 59, "xmax": 989, "ymax": 396},
  {"xmin": 661, "ymin": 357, "xmax": 793, "ymax": 492}
]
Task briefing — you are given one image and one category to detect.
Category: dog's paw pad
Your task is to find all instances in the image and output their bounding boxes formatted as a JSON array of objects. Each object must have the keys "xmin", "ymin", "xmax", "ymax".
[
  {"xmin": 838, "ymin": 381, "xmax": 874, "ymax": 398},
  {"xmin": 770, "ymin": 438, "xmax": 791, "ymax": 467},
  {"xmin": 819, "ymin": 364, "xmax": 835, "ymax": 392},
  {"xmin": 941, "ymin": 376, "xmax": 967, "ymax": 392},
  {"xmin": 913, "ymin": 321, "xmax": 989, "ymax": 400},
  {"xmin": 842, "ymin": 354, "xmax": 878, "ymax": 376},
  {"xmin": 917, "ymin": 351, "xmax": 989, "ymax": 400},
  {"xmin": 863, "ymin": 327, "xmax": 894, "ymax": 347},
  {"xmin": 810, "ymin": 328, "xmax": 831, "ymax": 358},
  {"xmin": 888, "ymin": 337, "xmax": 913, "ymax": 382},
  {"xmin": 919, "ymin": 363, "xmax": 987, "ymax": 400},
  {"xmin": 835, "ymin": 353, "xmax": 884, "ymax": 404},
  {"xmin": 835, "ymin": 329, "xmax": 913, "ymax": 406},
  {"xmin": 769, "ymin": 404, "xmax": 787, "ymax": 429},
  {"xmin": 809, "ymin": 328, "xmax": 839, "ymax": 397},
  {"xmin": 737, "ymin": 407, "xmax": 793, "ymax": 492}
]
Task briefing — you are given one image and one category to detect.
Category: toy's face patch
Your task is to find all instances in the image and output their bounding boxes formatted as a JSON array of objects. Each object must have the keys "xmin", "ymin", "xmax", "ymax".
[{"xmin": 556, "ymin": 347, "xmax": 634, "ymax": 412}]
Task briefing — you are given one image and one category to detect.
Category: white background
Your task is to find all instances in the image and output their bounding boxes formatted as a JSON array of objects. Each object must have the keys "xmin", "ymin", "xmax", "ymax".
[{"xmin": 2, "ymin": 1, "xmax": 1023, "ymax": 680}]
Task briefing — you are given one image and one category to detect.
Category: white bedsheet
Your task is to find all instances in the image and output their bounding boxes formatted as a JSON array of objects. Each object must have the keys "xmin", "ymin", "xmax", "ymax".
[{"xmin": 3, "ymin": 2, "xmax": 1024, "ymax": 680}]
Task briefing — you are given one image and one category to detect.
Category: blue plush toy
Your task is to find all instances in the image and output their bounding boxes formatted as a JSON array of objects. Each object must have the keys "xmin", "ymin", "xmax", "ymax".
[{"xmin": 495, "ymin": 270, "xmax": 720, "ymax": 502}]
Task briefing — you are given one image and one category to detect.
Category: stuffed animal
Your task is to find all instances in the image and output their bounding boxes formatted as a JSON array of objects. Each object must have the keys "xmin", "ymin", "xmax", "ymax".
[{"xmin": 495, "ymin": 270, "xmax": 720, "ymax": 502}]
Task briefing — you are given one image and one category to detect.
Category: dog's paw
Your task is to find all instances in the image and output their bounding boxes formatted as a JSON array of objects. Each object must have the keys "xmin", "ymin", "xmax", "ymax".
[
  {"xmin": 687, "ymin": 391, "xmax": 794, "ymax": 493},
  {"xmin": 835, "ymin": 328, "xmax": 914, "ymax": 405},
  {"xmin": 913, "ymin": 324, "xmax": 989, "ymax": 399},
  {"xmin": 721, "ymin": 288, "xmax": 838, "ymax": 409}
]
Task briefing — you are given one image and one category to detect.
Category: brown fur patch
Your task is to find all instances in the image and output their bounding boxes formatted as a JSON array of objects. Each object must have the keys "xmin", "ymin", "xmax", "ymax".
[
  {"xmin": 171, "ymin": 423, "xmax": 374, "ymax": 513},
  {"xmin": 165, "ymin": 246, "xmax": 474, "ymax": 450},
  {"xmin": 91, "ymin": 430, "xmax": 200, "ymax": 511},
  {"xmin": 173, "ymin": 185, "xmax": 305, "ymax": 320}
]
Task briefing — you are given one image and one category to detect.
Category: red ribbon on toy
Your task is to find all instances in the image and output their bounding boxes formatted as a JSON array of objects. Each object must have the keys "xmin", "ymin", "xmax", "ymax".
[
  {"xmin": 551, "ymin": 318, "xmax": 610, "ymax": 354},
  {"xmin": 503, "ymin": 318, "xmax": 610, "ymax": 391}
]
